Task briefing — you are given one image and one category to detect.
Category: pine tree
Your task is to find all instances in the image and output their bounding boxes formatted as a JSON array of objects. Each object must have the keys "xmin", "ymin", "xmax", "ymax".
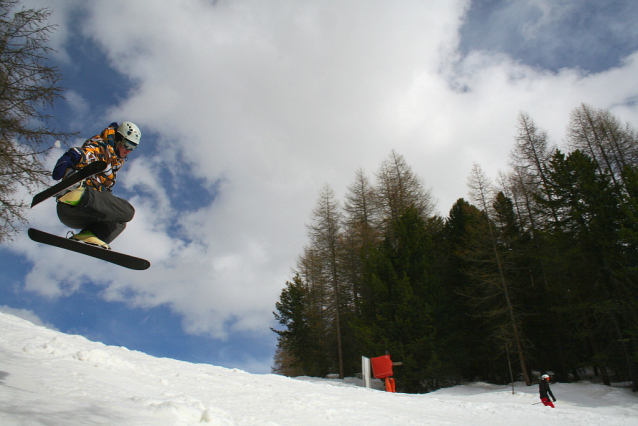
[
  {"xmin": 537, "ymin": 149, "xmax": 637, "ymax": 386},
  {"xmin": 355, "ymin": 207, "xmax": 440, "ymax": 392},
  {"xmin": 272, "ymin": 275, "xmax": 325, "ymax": 376},
  {"xmin": 444, "ymin": 199, "xmax": 501, "ymax": 381}
]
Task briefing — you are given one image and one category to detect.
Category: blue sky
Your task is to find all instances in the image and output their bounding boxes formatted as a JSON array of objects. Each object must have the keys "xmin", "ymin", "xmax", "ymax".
[
  {"xmin": 460, "ymin": 0, "xmax": 638, "ymax": 73},
  {"xmin": 1, "ymin": 0, "xmax": 637, "ymax": 375}
]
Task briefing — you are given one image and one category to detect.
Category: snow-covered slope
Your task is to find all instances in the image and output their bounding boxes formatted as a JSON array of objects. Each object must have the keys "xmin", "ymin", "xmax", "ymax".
[{"xmin": 0, "ymin": 312, "xmax": 636, "ymax": 425}]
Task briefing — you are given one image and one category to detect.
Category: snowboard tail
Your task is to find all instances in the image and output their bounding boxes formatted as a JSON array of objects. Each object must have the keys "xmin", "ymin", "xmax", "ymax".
[
  {"xmin": 28, "ymin": 228, "xmax": 150, "ymax": 270},
  {"xmin": 31, "ymin": 161, "xmax": 108, "ymax": 208}
]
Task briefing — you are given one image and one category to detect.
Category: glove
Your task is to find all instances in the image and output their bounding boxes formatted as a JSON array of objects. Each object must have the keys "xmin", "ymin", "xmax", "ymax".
[{"xmin": 52, "ymin": 149, "xmax": 81, "ymax": 180}]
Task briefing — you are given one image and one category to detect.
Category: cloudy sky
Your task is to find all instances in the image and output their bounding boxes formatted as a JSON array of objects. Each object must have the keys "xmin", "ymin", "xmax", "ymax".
[{"xmin": 1, "ymin": 0, "xmax": 637, "ymax": 374}]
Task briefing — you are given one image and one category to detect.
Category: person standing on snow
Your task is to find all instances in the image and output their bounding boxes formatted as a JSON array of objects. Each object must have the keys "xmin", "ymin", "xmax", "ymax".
[
  {"xmin": 52, "ymin": 121, "xmax": 141, "ymax": 250},
  {"xmin": 539, "ymin": 374, "xmax": 556, "ymax": 407}
]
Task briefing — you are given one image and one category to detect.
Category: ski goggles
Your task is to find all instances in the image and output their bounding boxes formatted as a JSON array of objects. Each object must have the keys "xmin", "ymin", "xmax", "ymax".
[{"xmin": 123, "ymin": 139, "xmax": 138, "ymax": 151}]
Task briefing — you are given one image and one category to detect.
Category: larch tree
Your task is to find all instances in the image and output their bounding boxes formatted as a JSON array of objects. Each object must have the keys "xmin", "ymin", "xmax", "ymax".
[
  {"xmin": 467, "ymin": 163, "xmax": 531, "ymax": 386},
  {"xmin": 307, "ymin": 184, "xmax": 346, "ymax": 378},
  {"xmin": 375, "ymin": 150, "xmax": 435, "ymax": 228},
  {"xmin": 342, "ymin": 168, "xmax": 379, "ymax": 317},
  {"xmin": 0, "ymin": 0, "xmax": 74, "ymax": 241}
]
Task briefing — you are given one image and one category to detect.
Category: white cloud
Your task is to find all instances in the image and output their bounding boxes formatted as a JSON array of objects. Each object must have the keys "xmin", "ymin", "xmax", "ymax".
[{"xmin": 15, "ymin": 0, "xmax": 638, "ymax": 341}]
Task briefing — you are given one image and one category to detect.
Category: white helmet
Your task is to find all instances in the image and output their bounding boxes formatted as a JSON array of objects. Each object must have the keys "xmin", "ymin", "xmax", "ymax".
[
  {"xmin": 541, "ymin": 374, "xmax": 550, "ymax": 380},
  {"xmin": 117, "ymin": 121, "xmax": 141, "ymax": 147}
]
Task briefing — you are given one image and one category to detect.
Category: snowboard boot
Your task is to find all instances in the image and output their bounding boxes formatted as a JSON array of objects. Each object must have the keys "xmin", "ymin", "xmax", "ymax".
[
  {"xmin": 57, "ymin": 183, "xmax": 85, "ymax": 206},
  {"xmin": 70, "ymin": 230, "xmax": 110, "ymax": 250}
]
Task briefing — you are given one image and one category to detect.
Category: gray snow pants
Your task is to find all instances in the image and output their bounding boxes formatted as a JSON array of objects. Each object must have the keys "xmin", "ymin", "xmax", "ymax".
[{"xmin": 56, "ymin": 186, "xmax": 135, "ymax": 244}]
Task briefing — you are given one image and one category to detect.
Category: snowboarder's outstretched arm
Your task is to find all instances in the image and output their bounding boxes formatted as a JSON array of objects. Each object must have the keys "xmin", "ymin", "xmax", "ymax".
[{"xmin": 52, "ymin": 148, "xmax": 82, "ymax": 180}]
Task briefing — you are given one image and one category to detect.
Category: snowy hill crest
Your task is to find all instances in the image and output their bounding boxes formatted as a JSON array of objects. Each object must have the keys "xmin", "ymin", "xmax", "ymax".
[{"xmin": 1, "ymin": 312, "xmax": 636, "ymax": 425}]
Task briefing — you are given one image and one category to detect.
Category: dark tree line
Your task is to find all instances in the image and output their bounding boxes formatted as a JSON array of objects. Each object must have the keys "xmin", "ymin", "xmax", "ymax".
[{"xmin": 273, "ymin": 105, "xmax": 638, "ymax": 393}]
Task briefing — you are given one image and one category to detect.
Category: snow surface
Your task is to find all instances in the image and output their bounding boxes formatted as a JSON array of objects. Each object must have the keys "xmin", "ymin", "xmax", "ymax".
[{"xmin": 1, "ymin": 312, "xmax": 637, "ymax": 426}]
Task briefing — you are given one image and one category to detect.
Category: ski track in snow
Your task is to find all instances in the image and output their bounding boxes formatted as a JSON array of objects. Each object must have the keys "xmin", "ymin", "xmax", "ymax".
[{"xmin": 0, "ymin": 313, "xmax": 637, "ymax": 425}]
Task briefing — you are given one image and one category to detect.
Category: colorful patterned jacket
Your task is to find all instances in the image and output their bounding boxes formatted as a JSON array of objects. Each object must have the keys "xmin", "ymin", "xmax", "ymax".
[{"xmin": 52, "ymin": 123, "xmax": 126, "ymax": 192}]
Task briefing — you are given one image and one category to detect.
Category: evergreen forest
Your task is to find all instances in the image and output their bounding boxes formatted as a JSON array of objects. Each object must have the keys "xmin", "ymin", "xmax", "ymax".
[{"xmin": 272, "ymin": 104, "xmax": 638, "ymax": 393}]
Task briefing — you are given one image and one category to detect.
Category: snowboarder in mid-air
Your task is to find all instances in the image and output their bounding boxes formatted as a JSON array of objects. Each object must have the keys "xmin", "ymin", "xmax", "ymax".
[
  {"xmin": 539, "ymin": 374, "xmax": 556, "ymax": 408},
  {"xmin": 52, "ymin": 121, "xmax": 141, "ymax": 250},
  {"xmin": 28, "ymin": 121, "xmax": 150, "ymax": 270}
]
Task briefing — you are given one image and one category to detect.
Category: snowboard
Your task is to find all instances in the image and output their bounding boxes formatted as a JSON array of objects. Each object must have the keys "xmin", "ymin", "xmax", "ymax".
[
  {"xmin": 31, "ymin": 161, "xmax": 108, "ymax": 208},
  {"xmin": 28, "ymin": 228, "xmax": 151, "ymax": 270}
]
